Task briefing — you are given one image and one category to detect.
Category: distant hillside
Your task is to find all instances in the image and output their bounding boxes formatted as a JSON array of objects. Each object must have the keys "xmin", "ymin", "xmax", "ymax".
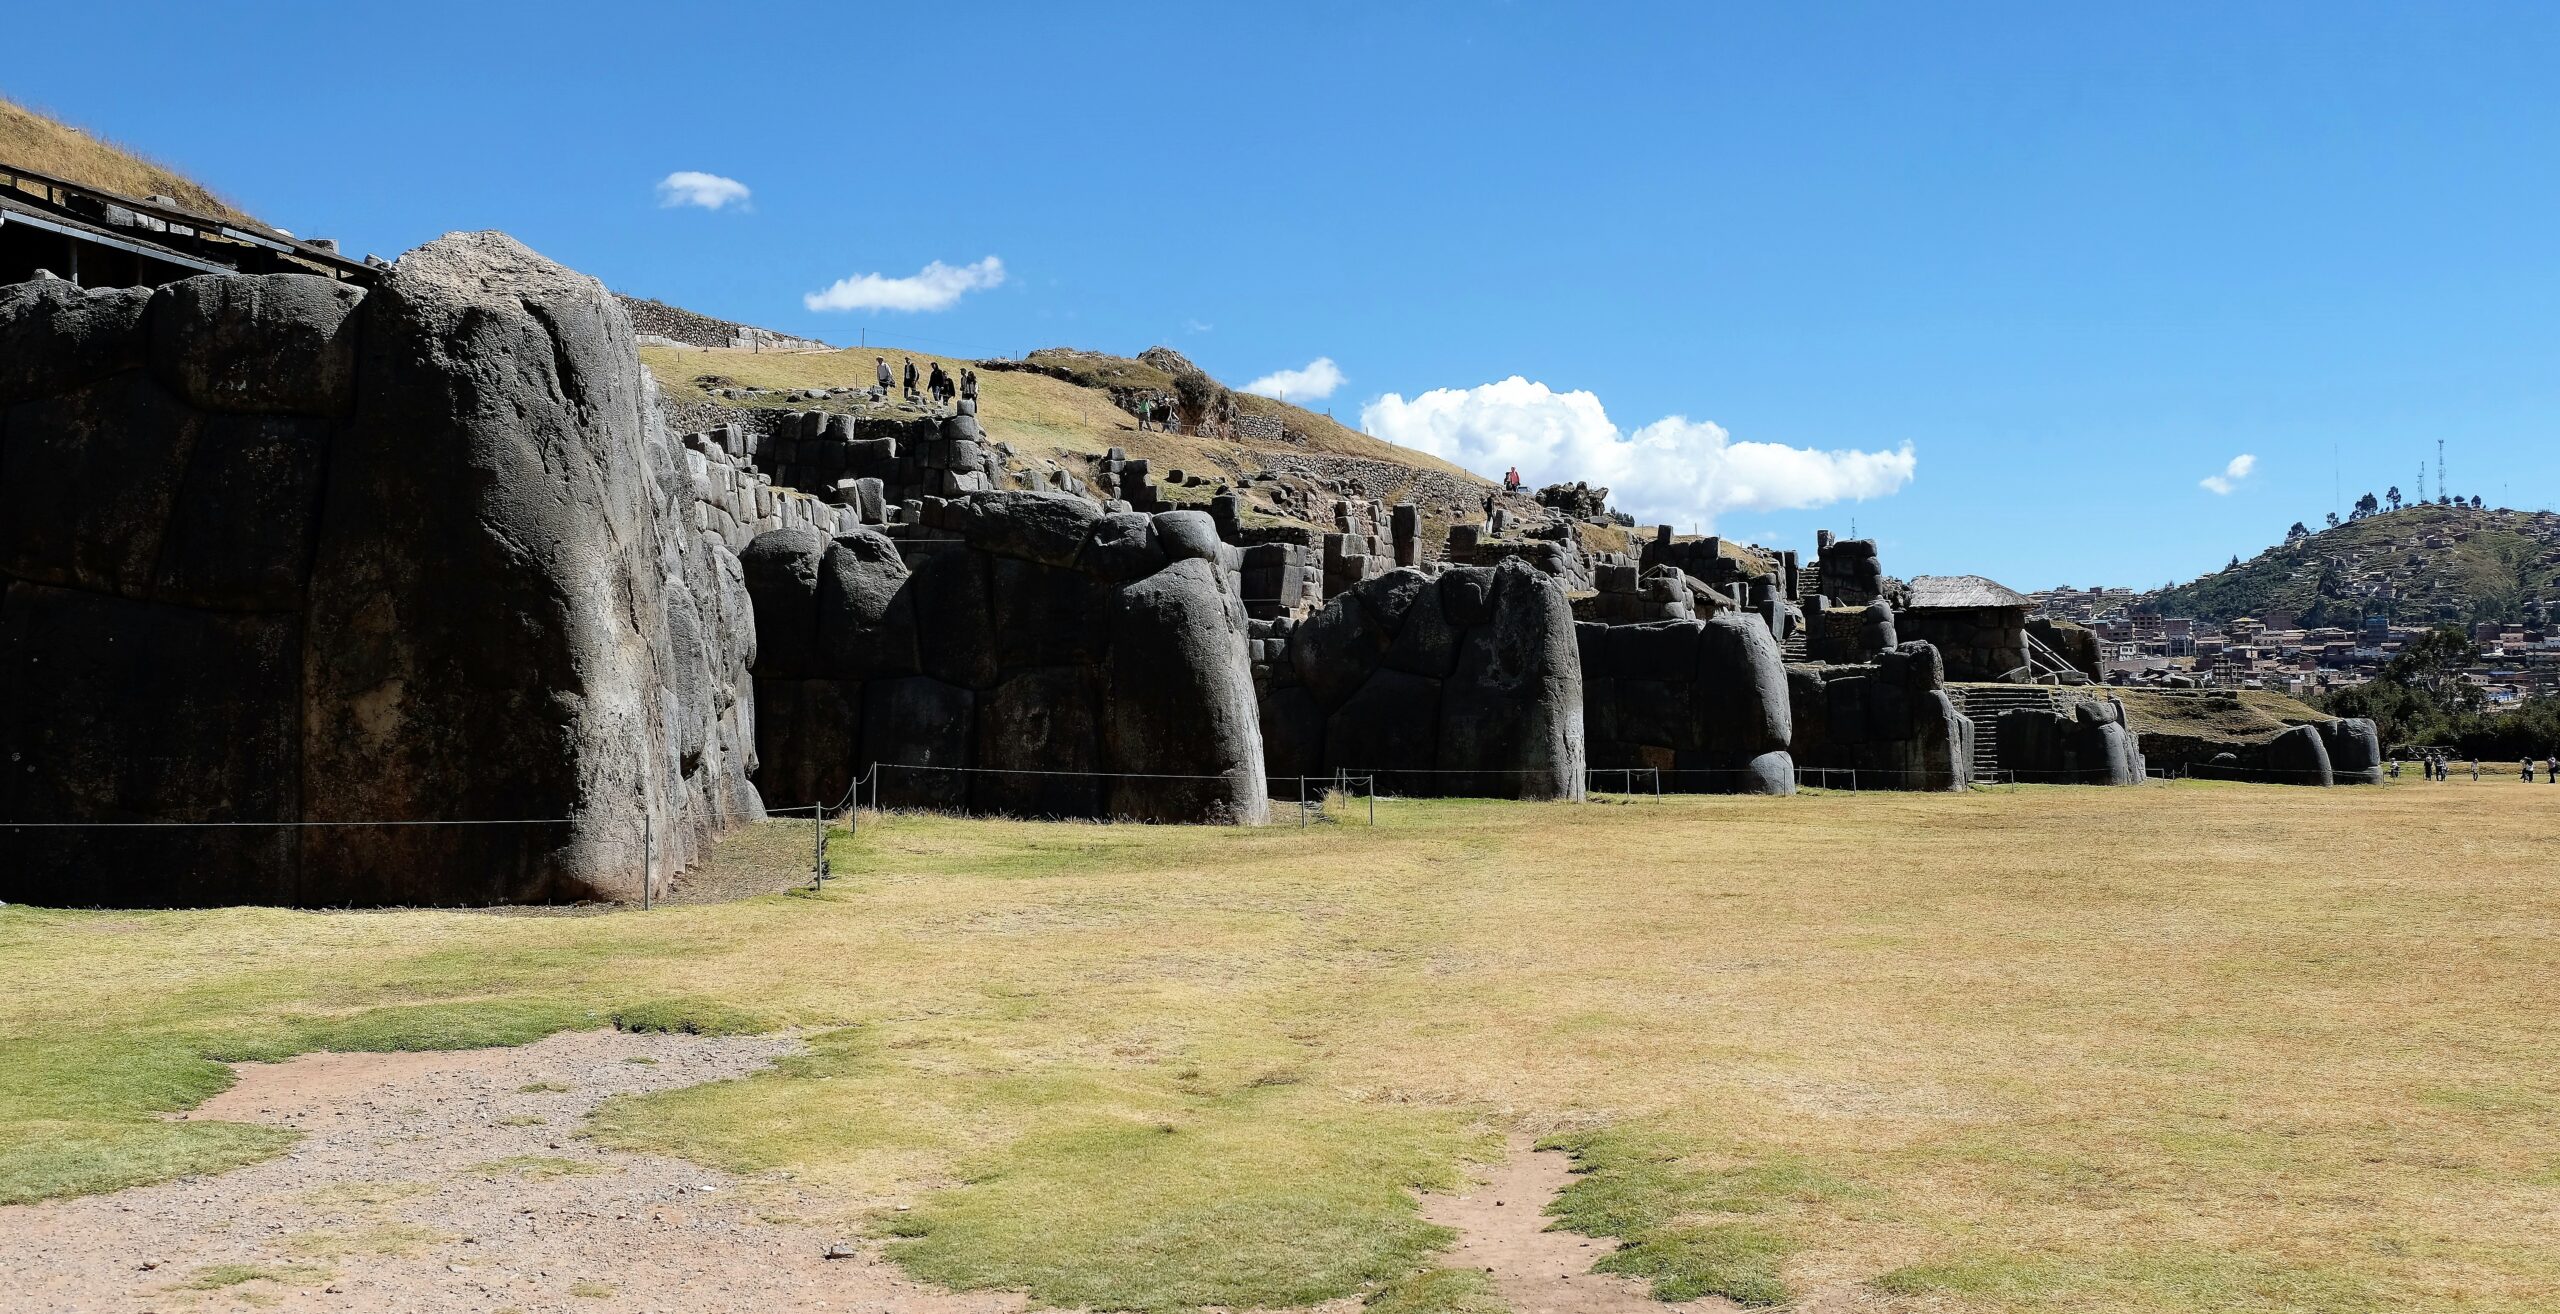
[
  {"xmin": 2140, "ymin": 504, "xmax": 2560, "ymax": 626},
  {"xmin": 0, "ymin": 97, "xmax": 258, "ymax": 226}
]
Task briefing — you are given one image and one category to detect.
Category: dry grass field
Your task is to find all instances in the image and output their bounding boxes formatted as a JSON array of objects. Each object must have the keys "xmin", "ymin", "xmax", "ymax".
[
  {"xmin": 3, "ymin": 780, "xmax": 2556, "ymax": 1312},
  {"xmin": 1, "ymin": 97, "xmax": 257, "ymax": 224}
]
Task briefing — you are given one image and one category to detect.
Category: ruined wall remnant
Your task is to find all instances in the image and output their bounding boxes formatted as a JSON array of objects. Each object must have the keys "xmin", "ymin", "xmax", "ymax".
[
  {"xmin": 1252, "ymin": 559, "xmax": 1586, "ymax": 800},
  {"xmin": 1993, "ymin": 694, "xmax": 2145, "ymax": 786},
  {"xmin": 1578, "ymin": 613, "xmax": 1796, "ymax": 795},
  {"xmin": 1, "ymin": 234, "xmax": 763, "ymax": 906},
  {"xmin": 744, "ymin": 497, "xmax": 1270, "ymax": 824},
  {"xmin": 1786, "ymin": 643, "xmax": 1972, "ymax": 791}
]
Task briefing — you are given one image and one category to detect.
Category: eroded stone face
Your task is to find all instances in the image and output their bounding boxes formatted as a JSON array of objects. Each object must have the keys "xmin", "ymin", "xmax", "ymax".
[
  {"xmin": 1252, "ymin": 557, "xmax": 1586, "ymax": 801},
  {"xmin": 744, "ymin": 491, "xmax": 1270, "ymax": 825},
  {"xmin": 1, "ymin": 236, "xmax": 765, "ymax": 907}
]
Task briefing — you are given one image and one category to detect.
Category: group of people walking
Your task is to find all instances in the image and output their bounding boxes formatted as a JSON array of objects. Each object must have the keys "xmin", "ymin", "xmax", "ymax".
[
  {"xmin": 2390, "ymin": 753, "xmax": 2558, "ymax": 782},
  {"xmin": 871, "ymin": 355, "xmax": 977, "ymax": 412}
]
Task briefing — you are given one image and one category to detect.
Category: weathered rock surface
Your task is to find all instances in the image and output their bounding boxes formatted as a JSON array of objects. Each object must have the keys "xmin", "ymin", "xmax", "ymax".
[
  {"xmin": 2, "ymin": 236, "xmax": 764, "ymax": 907},
  {"xmin": 1786, "ymin": 642, "xmax": 1970, "ymax": 791},
  {"xmin": 1580, "ymin": 612, "xmax": 1796, "ymax": 794},
  {"xmin": 1254, "ymin": 559, "xmax": 1585, "ymax": 800},
  {"xmin": 747, "ymin": 494, "xmax": 1269, "ymax": 823}
]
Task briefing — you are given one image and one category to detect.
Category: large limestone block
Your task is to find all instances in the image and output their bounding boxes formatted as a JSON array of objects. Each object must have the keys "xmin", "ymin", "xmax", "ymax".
[
  {"xmin": 1325, "ymin": 669, "xmax": 1443, "ymax": 784},
  {"xmin": 1437, "ymin": 559, "xmax": 1585, "ymax": 800},
  {"xmin": 952, "ymin": 491, "xmax": 1101, "ymax": 567},
  {"xmin": 2262, "ymin": 723, "xmax": 2335, "ymax": 787},
  {"xmin": 2317, "ymin": 718, "xmax": 2383, "ymax": 785},
  {"xmin": 0, "ymin": 371, "xmax": 197, "ymax": 596},
  {"xmin": 752, "ymin": 677, "xmax": 864, "ymax": 812},
  {"xmin": 152, "ymin": 412, "xmax": 333, "ymax": 610},
  {"xmin": 865, "ymin": 675, "xmax": 975, "ymax": 811},
  {"xmin": 739, "ymin": 527, "xmax": 828, "ymax": 679},
  {"xmin": 906, "ymin": 541, "xmax": 999, "ymax": 690},
  {"xmin": 0, "ymin": 581, "xmax": 301, "ymax": 906},
  {"xmin": 300, "ymin": 232, "xmax": 743, "ymax": 904},
  {"xmin": 991, "ymin": 556, "xmax": 1109, "ymax": 669},
  {"xmin": 1104, "ymin": 557, "xmax": 1269, "ymax": 822},
  {"xmin": 0, "ymin": 278, "xmax": 152, "ymax": 404},
  {"xmin": 1692, "ymin": 612, "xmax": 1792, "ymax": 756},
  {"xmin": 974, "ymin": 666, "xmax": 1106, "ymax": 818},
  {"xmin": 816, "ymin": 529, "xmax": 920, "ymax": 679},
  {"xmin": 149, "ymin": 273, "xmax": 362, "ymax": 416}
]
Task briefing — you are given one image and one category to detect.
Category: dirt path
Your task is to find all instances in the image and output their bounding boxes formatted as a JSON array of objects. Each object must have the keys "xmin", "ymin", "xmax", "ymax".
[
  {"xmin": 0, "ymin": 1030, "xmax": 1025, "ymax": 1314},
  {"xmin": 1418, "ymin": 1134, "xmax": 1741, "ymax": 1314}
]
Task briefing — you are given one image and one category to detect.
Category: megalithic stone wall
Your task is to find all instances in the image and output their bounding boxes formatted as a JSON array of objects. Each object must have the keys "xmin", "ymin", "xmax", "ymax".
[
  {"xmin": 743, "ymin": 498, "xmax": 1270, "ymax": 824},
  {"xmin": 1994, "ymin": 694, "xmax": 2146, "ymax": 786},
  {"xmin": 0, "ymin": 233, "xmax": 763, "ymax": 907},
  {"xmin": 1251, "ymin": 559, "xmax": 1587, "ymax": 800},
  {"xmin": 1577, "ymin": 613, "xmax": 1797, "ymax": 794},
  {"xmin": 1786, "ymin": 643, "xmax": 1972, "ymax": 791}
]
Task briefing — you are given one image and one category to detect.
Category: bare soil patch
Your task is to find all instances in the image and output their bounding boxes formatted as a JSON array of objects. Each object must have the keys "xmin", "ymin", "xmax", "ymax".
[
  {"xmin": 0, "ymin": 1030, "xmax": 1024, "ymax": 1314},
  {"xmin": 1419, "ymin": 1134, "xmax": 1740, "ymax": 1314}
]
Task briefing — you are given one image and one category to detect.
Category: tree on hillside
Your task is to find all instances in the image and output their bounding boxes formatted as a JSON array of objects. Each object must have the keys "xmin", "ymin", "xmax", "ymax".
[
  {"xmin": 2326, "ymin": 511, "xmax": 2342, "ymax": 528},
  {"xmin": 2351, "ymin": 492, "xmax": 2380, "ymax": 520},
  {"xmin": 2386, "ymin": 486, "xmax": 2402, "ymax": 511},
  {"xmin": 2471, "ymin": 494, "xmax": 2485, "ymax": 508},
  {"xmin": 2285, "ymin": 522, "xmax": 2310, "ymax": 544}
]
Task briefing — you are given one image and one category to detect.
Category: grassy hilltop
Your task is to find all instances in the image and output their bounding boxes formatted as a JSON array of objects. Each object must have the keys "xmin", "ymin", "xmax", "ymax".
[
  {"xmin": 2142, "ymin": 504, "xmax": 2560, "ymax": 626},
  {"xmin": 0, "ymin": 97, "xmax": 257, "ymax": 225}
]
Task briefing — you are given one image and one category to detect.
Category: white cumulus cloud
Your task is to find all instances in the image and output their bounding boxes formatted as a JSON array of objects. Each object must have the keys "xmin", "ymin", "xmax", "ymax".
[
  {"xmin": 2200, "ymin": 453, "xmax": 2256, "ymax": 495},
  {"xmin": 1360, "ymin": 377, "xmax": 1914, "ymax": 530},
  {"xmin": 656, "ymin": 171, "xmax": 750, "ymax": 211},
  {"xmin": 1242, "ymin": 357, "xmax": 1345, "ymax": 402},
  {"xmin": 802, "ymin": 256, "xmax": 1006, "ymax": 313}
]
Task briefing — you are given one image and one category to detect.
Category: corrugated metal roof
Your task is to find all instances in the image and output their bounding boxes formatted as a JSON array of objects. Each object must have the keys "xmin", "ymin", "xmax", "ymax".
[{"xmin": 1906, "ymin": 574, "xmax": 2030, "ymax": 609}]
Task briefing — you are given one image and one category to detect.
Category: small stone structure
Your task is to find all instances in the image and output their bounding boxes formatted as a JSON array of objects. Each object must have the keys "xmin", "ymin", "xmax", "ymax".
[
  {"xmin": 1807, "ymin": 599, "xmax": 1898, "ymax": 665},
  {"xmin": 743, "ymin": 497, "xmax": 1269, "ymax": 823},
  {"xmin": 1897, "ymin": 575, "xmax": 2032, "ymax": 681},
  {"xmin": 1251, "ymin": 560, "xmax": 1586, "ymax": 800}
]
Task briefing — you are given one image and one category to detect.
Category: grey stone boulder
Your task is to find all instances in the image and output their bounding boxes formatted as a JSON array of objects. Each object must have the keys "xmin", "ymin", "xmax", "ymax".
[
  {"xmin": 2317, "ymin": 718, "xmax": 2383, "ymax": 785},
  {"xmin": 1153, "ymin": 509, "xmax": 1222, "ymax": 563},
  {"xmin": 1103, "ymin": 557, "xmax": 1269, "ymax": 822},
  {"xmin": 0, "ymin": 371, "xmax": 198, "ymax": 595},
  {"xmin": 740, "ymin": 527, "xmax": 829, "ymax": 679},
  {"xmin": 816, "ymin": 529, "xmax": 920, "ymax": 679},
  {"xmin": 299, "ymin": 232, "xmax": 755, "ymax": 905},
  {"xmin": 2262, "ymin": 723, "xmax": 2335, "ymax": 787},
  {"xmin": 951, "ymin": 491, "xmax": 1100, "ymax": 568},
  {"xmin": 0, "ymin": 278, "xmax": 152, "ymax": 404},
  {"xmin": 865, "ymin": 675, "xmax": 974, "ymax": 810},
  {"xmin": 152, "ymin": 412, "xmax": 335, "ymax": 610},
  {"xmin": 1437, "ymin": 559, "xmax": 1585, "ymax": 800},
  {"xmin": 1078, "ymin": 511, "xmax": 1167, "ymax": 582},
  {"xmin": 149, "ymin": 272, "xmax": 362, "ymax": 416},
  {"xmin": 973, "ymin": 666, "xmax": 1106, "ymax": 818}
]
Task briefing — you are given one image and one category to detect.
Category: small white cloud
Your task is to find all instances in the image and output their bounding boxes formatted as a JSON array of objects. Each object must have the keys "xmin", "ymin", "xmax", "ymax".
[
  {"xmin": 656, "ymin": 171, "xmax": 750, "ymax": 211},
  {"xmin": 2200, "ymin": 453, "xmax": 2257, "ymax": 495},
  {"xmin": 803, "ymin": 256, "xmax": 1006, "ymax": 313},
  {"xmin": 1360, "ymin": 376, "xmax": 1913, "ymax": 530},
  {"xmin": 1242, "ymin": 357, "xmax": 1345, "ymax": 402},
  {"xmin": 1186, "ymin": 319, "xmax": 1215, "ymax": 333}
]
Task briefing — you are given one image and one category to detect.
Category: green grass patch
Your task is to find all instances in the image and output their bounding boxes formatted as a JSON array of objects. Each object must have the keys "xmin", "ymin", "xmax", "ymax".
[
  {"xmin": 285, "ymin": 1222, "xmax": 452, "ymax": 1257},
  {"xmin": 1366, "ymin": 1265, "xmax": 1510, "ymax": 1314},
  {"xmin": 596, "ymin": 1026, "xmax": 1480, "ymax": 1313},
  {"xmin": 175, "ymin": 1262, "xmax": 328, "ymax": 1290},
  {"xmin": 609, "ymin": 996, "xmax": 771, "ymax": 1037},
  {"xmin": 518, "ymin": 1081, "xmax": 571, "ymax": 1094},
  {"xmin": 1539, "ymin": 1127, "xmax": 1855, "ymax": 1306}
]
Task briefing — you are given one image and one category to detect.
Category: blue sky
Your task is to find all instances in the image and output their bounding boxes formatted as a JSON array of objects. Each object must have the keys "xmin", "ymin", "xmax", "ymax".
[{"xmin": 12, "ymin": 1, "xmax": 2555, "ymax": 588}]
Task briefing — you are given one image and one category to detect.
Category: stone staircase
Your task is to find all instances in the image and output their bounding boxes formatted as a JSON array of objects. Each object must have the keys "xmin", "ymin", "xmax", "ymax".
[
  {"xmin": 1948, "ymin": 684, "xmax": 2058, "ymax": 780},
  {"xmin": 1780, "ymin": 562, "xmax": 1821, "ymax": 661}
]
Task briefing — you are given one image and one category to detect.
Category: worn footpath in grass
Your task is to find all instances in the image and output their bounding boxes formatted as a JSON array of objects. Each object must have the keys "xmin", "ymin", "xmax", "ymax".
[{"xmin": 6, "ymin": 782, "xmax": 2560, "ymax": 1312}]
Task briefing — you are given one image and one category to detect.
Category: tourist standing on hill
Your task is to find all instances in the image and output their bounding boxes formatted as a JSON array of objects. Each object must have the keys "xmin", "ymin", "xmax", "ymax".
[
  {"xmin": 961, "ymin": 367, "xmax": 979, "ymax": 406},
  {"xmin": 902, "ymin": 356, "xmax": 920, "ymax": 401},
  {"xmin": 2470, "ymin": 758, "xmax": 2480, "ymax": 781},
  {"xmin": 2546, "ymin": 753, "xmax": 2556, "ymax": 782},
  {"xmin": 927, "ymin": 362, "xmax": 954, "ymax": 411},
  {"xmin": 2521, "ymin": 758, "xmax": 2534, "ymax": 783},
  {"xmin": 874, "ymin": 355, "xmax": 892, "ymax": 398}
]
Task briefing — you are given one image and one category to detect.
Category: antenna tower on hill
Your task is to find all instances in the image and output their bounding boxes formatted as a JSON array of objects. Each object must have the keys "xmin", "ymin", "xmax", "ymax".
[{"xmin": 2437, "ymin": 438, "xmax": 2446, "ymax": 502}]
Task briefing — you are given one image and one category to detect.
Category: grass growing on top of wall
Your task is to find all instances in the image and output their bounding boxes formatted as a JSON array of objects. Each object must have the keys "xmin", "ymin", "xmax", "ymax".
[{"xmin": 5, "ymin": 783, "xmax": 2560, "ymax": 1311}]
